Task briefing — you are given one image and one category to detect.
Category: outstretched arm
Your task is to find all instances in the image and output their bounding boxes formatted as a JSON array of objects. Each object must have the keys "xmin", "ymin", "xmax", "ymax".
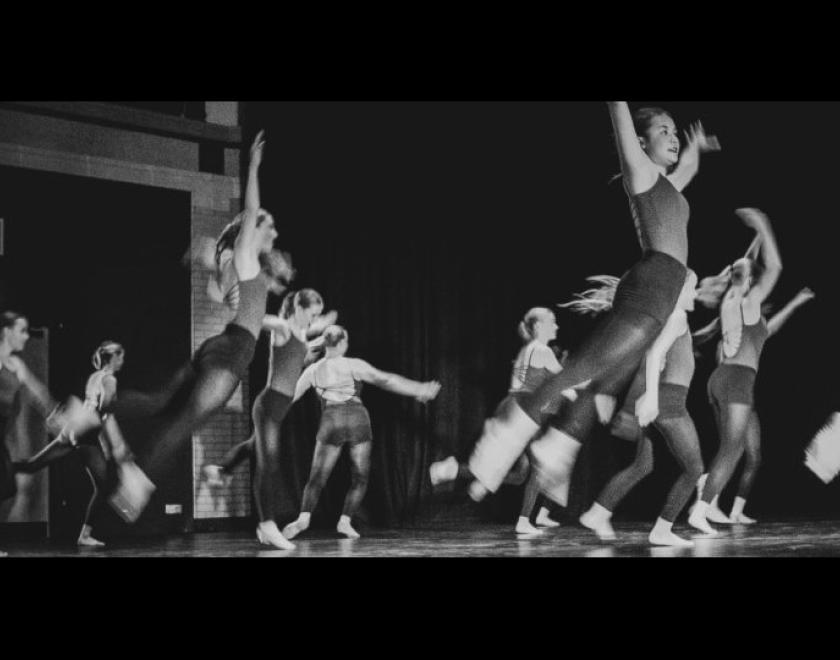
[
  {"xmin": 9, "ymin": 356, "xmax": 58, "ymax": 417},
  {"xmin": 768, "ymin": 287, "xmax": 815, "ymax": 336},
  {"xmin": 233, "ymin": 131, "xmax": 267, "ymax": 280},
  {"xmin": 262, "ymin": 315, "xmax": 292, "ymax": 344},
  {"xmin": 350, "ymin": 359, "xmax": 441, "ymax": 402},
  {"xmin": 244, "ymin": 130, "xmax": 264, "ymax": 214},
  {"xmin": 738, "ymin": 208, "xmax": 783, "ymax": 305}
]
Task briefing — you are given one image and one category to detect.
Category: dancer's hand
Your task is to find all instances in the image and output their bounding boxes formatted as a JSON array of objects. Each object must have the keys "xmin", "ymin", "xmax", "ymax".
[
  {"xmin": 635, "ymin": 393, "xmax": 659, "ymax": 427},
  {"xmin": 796, "ymin": 287, "xmax": 815, "ymax": 303},
  {"xmin": 249, "ymin": 130, "xmax": 265, "ymax": 169},
  {"xmin": 308, "ymin": 310, "xmax": 338, "ymax": 337},
  {"xmin": 735, "ymin": 207, "xmax": 770, "ymax": 230},
  {"xmin": 416, "ymin": 381, "xmax": 441, "ymax": 402},
  {"xmin": 561, "ymin": 388, "xmax": 578, "ymax": 402},
  {"xmin": 686, "ymin": 121, "xmax": 721, "ymax": 153}
]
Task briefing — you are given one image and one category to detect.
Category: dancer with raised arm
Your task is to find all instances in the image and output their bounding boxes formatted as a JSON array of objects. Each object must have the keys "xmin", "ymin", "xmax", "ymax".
[
  {"xmin": 688, "ymin": 208, "xmax": 783, "ymax": 534},
  {"xmin": 468, "ymin": 103, "xmax": 719, "ymax": 505}
]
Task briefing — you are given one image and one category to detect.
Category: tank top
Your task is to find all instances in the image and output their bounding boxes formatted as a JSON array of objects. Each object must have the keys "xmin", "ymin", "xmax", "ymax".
[
  {"xmin": 627, "ymin": 174, "xmax": 690, "ymax": 265},
  {"xmin": 721, "ymin": 316, "xmax": 769, "ymax": 371},
  {"xmin": 84, "ymin": 369, "xmax": 115, "ymax": 413},
  {"xmin": 312, "ymin": 357, "xmax": 364, "ymax": 405},
  {"xmin": 661, "ymin": 331, "xmax": 695, "ymax": 387},
  {"xmin": 509, "ymin": 341, "xmax": 555, "ymax": 394},
  {"xmin": 225, "ymin": 262, "xmax": 270, "ymax": 340},
  {"xmin": 268, "ymin": 332, "xmax": 308, "ymax": 396},
  {"xmin": 0, "ymin": 363, "xmax": 22, "ymax": 419}
]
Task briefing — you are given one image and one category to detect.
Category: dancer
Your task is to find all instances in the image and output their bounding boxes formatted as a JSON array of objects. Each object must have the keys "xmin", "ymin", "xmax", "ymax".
[
  {"xmin": 14, "ymin": 341, "xmax": 130, "ymax": 546},
  {"xmin": 468, "ymin": 102, "xmax": 719, "ymax": 503},
  {"xmin": 429, "ymin": 307, "xmax": 569, "ymax": 533},
  {"xmin": 578, "ymin": 269, "xmax": 706, "ymax": 546},
  {"xmin": 203, "ymin": 291, "xmax": 334, "ymax": 549},
  {"xmin": 1, "ymin": 311, "xmax": 98, "ymax": 555},
  {"xmin": 108, "ymin": 130, "xmax": 290, "ymax": 535},
  {"xmin": 283, "ymin": 325, "xmax": 440, "ymax": 539},
  {"xmin": 202, "ymin": 317, "xmax": 333, "ymax": 489},
  {"xmin": 693, "ymin": 284, "xmax": 813, "ymax": 525},
  {"xmin": 688, "ymin": 208, "xmax": 783, "ymax": 533}
]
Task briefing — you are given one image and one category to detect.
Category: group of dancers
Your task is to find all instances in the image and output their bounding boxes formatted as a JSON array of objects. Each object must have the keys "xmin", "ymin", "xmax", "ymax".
[{"xmin": 0, "ymin": 103, "xmax": 818, "ymax": 554}]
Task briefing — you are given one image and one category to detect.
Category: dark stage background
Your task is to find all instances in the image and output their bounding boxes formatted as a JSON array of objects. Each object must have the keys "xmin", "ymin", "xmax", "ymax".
[
  {"xmin": 2, "ymin": 102, "xmax": 838, "ymax": 535},
  {"xmin": 239, "ymin": 101, "xmax": 840, "ymax": 528}
]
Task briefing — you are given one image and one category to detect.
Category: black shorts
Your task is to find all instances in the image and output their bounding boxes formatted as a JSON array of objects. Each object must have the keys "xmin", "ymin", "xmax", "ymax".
[
  {"xmin": 658, "ymin": 383, "xmax": 689, "ymax": 420},
  {"xmin": 192, "ymin": 323, "xmax": 257, "ymax": 379},
  {"xmin": 612, "ymin": 250, "xmax": 687, "ymax": 326},
  {"xmin": 708, "ymin": 364, "xmax": 756, "ymax": 408},
  {"xmin": 318, "ymin": 401, "xmax": 373, "ymax": 447}
]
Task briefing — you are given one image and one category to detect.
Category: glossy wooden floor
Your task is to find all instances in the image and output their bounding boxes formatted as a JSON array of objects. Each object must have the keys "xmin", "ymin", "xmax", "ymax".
[{"xmin": 3, "ymin": 518, "xmax": 840, "ymax": 557}]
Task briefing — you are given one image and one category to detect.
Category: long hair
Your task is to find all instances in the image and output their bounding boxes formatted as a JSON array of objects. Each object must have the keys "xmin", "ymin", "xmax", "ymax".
[
  {"xmin": 280, "ymin": 288, "xmax": 324, "ymax": 320},
  {"xmin": 558, "ymin": 275, "xmax": 620, "ymax": 316},
  {"xmin": 92, "ymin": 340, "xmax": 124, "ymax": 370}
]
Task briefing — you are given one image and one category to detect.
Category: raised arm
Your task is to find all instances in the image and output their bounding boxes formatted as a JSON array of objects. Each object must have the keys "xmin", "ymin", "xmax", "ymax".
[
  {"xmin": 668, "ymin": 121, "xmax": 721, "ymax": 192},
  {"xmin": 636, "ymin": 312, "xmax": 688, "ymax": 426},
  {"xmin": 233, "ymin": 132, "xmax": 267, "ymax": 279},
  {"xmin": 738, "ymin": 208, "xmax": 783, "ymax": 305},
  {"xmin": 607, "ymin": 102, "xmax": 655, "ymax": 192},
  {"xmin": 768, "ymin": 287, "xmax": 815, "ymax": 336},
  {"xmin": 349, "ymin": 359, "xmax": 440, "ymax": 402}
]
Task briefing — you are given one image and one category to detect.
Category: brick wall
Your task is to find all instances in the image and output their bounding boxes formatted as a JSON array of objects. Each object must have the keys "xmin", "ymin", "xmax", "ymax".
[{"xmin": 0, "ymin": 104, "xmax": 253, "ymax": 526}]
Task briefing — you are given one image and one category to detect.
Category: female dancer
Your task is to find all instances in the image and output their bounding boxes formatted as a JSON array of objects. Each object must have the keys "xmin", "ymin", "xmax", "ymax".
[
  {"xmin": 282, "ymin": 325, "xmax": 440, "ymax": 539},
  {"xmin": 202, "ymin": 317, "xmax": 333, "ymax": 489},
  {"xmin": 688, "ymin": 208, "xmax": 783, "ymax": 533},
  {"xmin": 467, "ymin": 102, "xmax": 720, "ymax": 503},
  {"xmin": 429, "ymin": 307, "xmax": 568, "ymax": 534},
  {"xmin": 578, "ymin": 269, "xmax": 706, "ymax": 546},
  {"xmin": 1, "ymin": 311, "xmax": 97, "ymax": 555},
  {"xmin": 109, "ymin": 130, "xmax": 290, "ymax": 532},
  {"xmin": 203, "ymin": 292, "xmax": 334, "ymax": 549},
  {"xmin": 14, "ymin": 341, "xmax": 129, "ymax": 546},
  {"xmin": 694, "ymin": 285, "xmax": 813, "ymax": 525}
]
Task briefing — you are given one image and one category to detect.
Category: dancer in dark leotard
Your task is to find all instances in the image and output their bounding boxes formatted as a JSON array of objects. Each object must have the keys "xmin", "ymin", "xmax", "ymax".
[
  {"xmin": 202, "ymin": 292, "xmax": 335, "ymax": 549},
  {"xmin": 14, "ymin": 341, "xmax": 129, "ymax": 546},
  {"xmin": 108, "ymin": 130, "xmax": 291, "ymax": 526},
  {"xmin": 578, "ymin": 270, "xmax": 706, "ymax": 546},
  {"xmin": 282, "ymin": 325, "xmax": 440, "ymax": 539},
  {"xmin": 468, "ymin": 103, "xmax": 720, "ymax": 503},
  {"xmin": 429, "ymin": 307, "xmax": 571, "ymax": 533},
  {"xmin": 1, "ymin": 311, "xmax": 97, "ymax": 556},
  {"xmin": 688, "ymin": 208, "xmax": 783, "ymax": 534},
  {"xmin": 692, "ymin": 285, "xmax": 813, "ymax": 527}
]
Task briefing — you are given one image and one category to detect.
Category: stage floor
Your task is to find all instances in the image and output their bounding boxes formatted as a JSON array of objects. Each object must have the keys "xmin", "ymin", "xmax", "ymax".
[{"xmin": 3, "ymin": 519, "xmax": 840, "ymax": 557}]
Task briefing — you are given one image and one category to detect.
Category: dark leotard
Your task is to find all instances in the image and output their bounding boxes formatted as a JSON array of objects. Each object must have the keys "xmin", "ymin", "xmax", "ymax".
[{"xmin": 627, "ymin": 174, "xmax": 690, "ymax": 266}]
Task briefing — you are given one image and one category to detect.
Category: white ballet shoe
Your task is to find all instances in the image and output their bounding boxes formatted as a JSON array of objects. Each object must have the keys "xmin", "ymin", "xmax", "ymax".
[
  {"xmin": 282, "ymin": 517, "xmax": 310, "ymax": 540},
  {"xmin": 0, "ymin": 550, "xmax": 7, "ymax": 557},
  {"xmin": 707, "ymin": 503, "xmax": 734, "ymax": 524},
  {"xmin": 535, "ymin": 507, "xmax": 560, "ymax": 528},
  {"xmin": 429, "ymin": 456, "xmax": 459, "ymax": 486},
  {"xmin": 730, "ymin": 513, "xmax": 757, "ymax": 525},
  {"xmin": 257, "ymin": 521, "xmax": 295, "ymax": 550},
  {"xmin": 468, "ymin": 480, "xmax": 488, "ymax": 502},
  {"xmin": 649, "ymin": 528, "xmax": 694, "ymax": 548},
  {"xmin": 515, "ymin": 517, "xmax": 545, "ymax": 535},
  {"xmin": 108, "ymin": 461, "xmax": 155, "ymax": 523},
  {"xmin": 77, "ymin": 535, "xmax": 106, "ymax": 547},
  {"xmin": 579, "ymin": 507, "xmax": 616, "ymax": 541},
  {"xmin": 687, "ymin": 504, "xmax": 719, "ymax": 537},
  {"xmin": 337, "ymin": 517, "xmax": 360, "ymax": 539},
  {"xmin": 202, "ymin": 465, "xmax": 230, "ymax": 488}
]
